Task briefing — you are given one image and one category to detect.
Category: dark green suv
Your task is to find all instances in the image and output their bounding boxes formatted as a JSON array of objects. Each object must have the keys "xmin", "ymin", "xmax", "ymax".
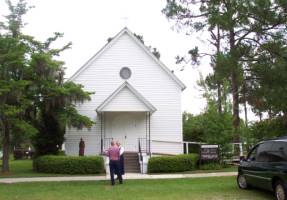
[{"xmin": 237, "ymin": 137, "xmax": 287, "ymax": 200}]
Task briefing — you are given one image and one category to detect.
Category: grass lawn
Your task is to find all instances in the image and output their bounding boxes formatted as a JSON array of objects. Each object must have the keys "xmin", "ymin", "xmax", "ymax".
[{"xmin": 0, "ymin": 176, "xmax": 274, "ymax": 200}]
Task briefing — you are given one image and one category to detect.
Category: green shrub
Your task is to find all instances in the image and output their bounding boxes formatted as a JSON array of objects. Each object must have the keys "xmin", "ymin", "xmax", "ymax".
[
  {"xmin": 33, "ymin": 155, "xmax": 105, "ymax": 174},
  {"xmin": 57, "ymin": 150, "xmax": 66, "ymax": 156},
  {"xmin": 148, "ymin": 154, "xmax": 199, "ymax": 173}
]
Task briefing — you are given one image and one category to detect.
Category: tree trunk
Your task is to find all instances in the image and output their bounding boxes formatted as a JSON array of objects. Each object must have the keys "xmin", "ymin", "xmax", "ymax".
[
  {"xmin": 217, "ymin": 82, "xmax": 222, "ymax": 114},
  {"xmin": 223, "ymin": 83, "xmax": 227, "ymax": 112},
  {"xmin": 244, "ymin": 99, "xmax": 248, "ymax": 127},
  {"xmin": 231, "ymin": 71, "xmax": 240, "ymax": 142},
  {"xmin": 216, "ymin": 26, "xmax": 222, "ymax": 114},
  {"xmin": 230, "ymin": 29, "xmax": 240, "ymax": 143},
  {"xmin": 243, "ymin": 82, "xmax": 248, "ymax": 127},
  {"xmin": 2, "ymin": 119, "xmax": 10, "ymax": 173}
]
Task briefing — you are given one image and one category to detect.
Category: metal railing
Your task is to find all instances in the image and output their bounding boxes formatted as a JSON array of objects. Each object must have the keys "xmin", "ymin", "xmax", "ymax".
[
  {"xmin": 138, "ymin": 137, "xmax": 150, "ymax": 155},
  {"xmin": 182, "ymin": 141, "xmax": 204, "ymax": 154},
  {"xmin": 138, "ymin": 138, "xmax": 144, "ymax": 174},
  {"xmin": 101, "ymin": 139, "xmax": 103, "ymax": 154},
  {"xmin": 102, "ymin": 138, "xmax": 113, "ymax": 153}
]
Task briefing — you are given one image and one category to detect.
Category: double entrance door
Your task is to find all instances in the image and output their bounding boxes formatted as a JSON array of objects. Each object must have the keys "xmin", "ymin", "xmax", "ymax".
[{"xmin": 105, "ymin": 112, "xmax": 145, "ymax": 152}]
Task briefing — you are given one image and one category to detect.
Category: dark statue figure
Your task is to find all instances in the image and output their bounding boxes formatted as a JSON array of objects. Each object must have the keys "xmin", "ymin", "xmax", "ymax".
[{"xmin": 79, "ymin": 138, "xmax": 85, "ymax": 156}]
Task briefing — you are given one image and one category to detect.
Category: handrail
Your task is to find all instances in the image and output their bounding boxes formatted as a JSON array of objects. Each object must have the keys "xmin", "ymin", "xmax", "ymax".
[
  {"xmin": 151, "ymin": 139, "xmax": 183, "ymax": 144},
  {"xmin": 138, "ymin": 138, "xmax": 143, "ymax": 174},
  {"xmin": 103, "ymin": 138, "xmax": 113, "ymax": 151},
  {"xmin": 101, "ymin": 138, "xmax": 103, "ymax": 154}
]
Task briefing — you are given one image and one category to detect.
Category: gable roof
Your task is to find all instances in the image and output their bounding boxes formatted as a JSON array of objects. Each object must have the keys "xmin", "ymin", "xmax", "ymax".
[
  {"xmin": 69, "ymin": 27, "xmax": 186, "ymax": 91},
  {"xmin": 96, "ymin": 81, "xmax": 156, "ymax": 113}
]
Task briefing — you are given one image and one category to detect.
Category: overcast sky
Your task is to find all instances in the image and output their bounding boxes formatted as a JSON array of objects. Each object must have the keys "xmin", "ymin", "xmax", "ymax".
[{"xmin": 1, "ymin": 0, "xmax": 255, "ymax": 118}]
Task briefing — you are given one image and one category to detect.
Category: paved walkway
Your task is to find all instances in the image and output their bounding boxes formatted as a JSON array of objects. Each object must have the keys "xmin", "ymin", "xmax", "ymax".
[{"xmin": 0, "ymin": 172, "xmax": 237, "ymax": 184}]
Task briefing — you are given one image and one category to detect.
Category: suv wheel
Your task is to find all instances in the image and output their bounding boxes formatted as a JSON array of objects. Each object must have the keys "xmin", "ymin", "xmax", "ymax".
[
  {"xmin": 275, "ymin": 180, "xmax": 287, "ymax": 200},
  {"xmin": 237, "ymin": 174, "xmax": 249, "ymax": 189}
]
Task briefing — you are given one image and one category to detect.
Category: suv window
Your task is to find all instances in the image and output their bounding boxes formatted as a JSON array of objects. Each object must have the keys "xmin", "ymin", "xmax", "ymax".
[
  {"xmin": 269, "ymin": 142, "xmax": 287, "ymax": 162},
  {"xmin": 247, "ymin": 145, "xmax": 259, "ymax": 161},
  {"xmin": 257, "ymin": 142, "xmax": 273, "ymax": 162}
]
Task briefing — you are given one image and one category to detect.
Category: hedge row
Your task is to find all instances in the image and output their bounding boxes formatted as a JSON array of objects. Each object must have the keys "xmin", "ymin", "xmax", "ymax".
[
  {"xmin": 33, "ymin": 155, "xmax": 105, "ymax": 174},
  {"xmin": 148, "ymin": 154, "xmax": 199, "ymax": 173}
]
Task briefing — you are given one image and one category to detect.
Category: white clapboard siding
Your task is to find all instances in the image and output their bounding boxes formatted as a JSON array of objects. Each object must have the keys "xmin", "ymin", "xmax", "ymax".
[
  {"xmin": 101, "ymin": 87, "xmax": 150, "ymax": 112},
  {"xmin": 151, "ymin": 140, "xmax": 183, "ymax": 155},
  {"xmin": 64, "ymin": 132, "xmax": 101, "ymax": 156},
  {"xmin": 65, "ymin": 28, "xmax": 184, "ymax": 155}
]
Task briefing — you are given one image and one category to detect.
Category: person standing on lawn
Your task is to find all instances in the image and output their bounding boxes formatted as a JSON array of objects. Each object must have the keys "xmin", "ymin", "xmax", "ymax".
[
  {"xmin": 116, "ymin": 141, "xmax": 125, "ymax": 176},
  {"xmin": 79, "ymin": 138, "xmax": 85, "ymax": 156},
  {"xmin": 105, "ymin": 141, "xmax": 123, "ymax": 185}
]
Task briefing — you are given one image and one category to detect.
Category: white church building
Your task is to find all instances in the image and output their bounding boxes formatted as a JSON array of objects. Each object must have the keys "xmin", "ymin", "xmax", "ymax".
[{"xmin": 65, "ymin": 27, "xmax": 186, "ymax": 160}]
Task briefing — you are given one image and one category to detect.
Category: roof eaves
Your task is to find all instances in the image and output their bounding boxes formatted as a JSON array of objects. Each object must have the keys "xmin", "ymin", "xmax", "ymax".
[
  {"xmin": 125, "ymin": 82, "xmax": 157, "ymax": 112},
  {"xmin": 68, "ymin": 28, "xmax": 128, "ymax": 81},
  {"xmin": 96, "ymin": 82, "xmax": 127, "ymax": 112},
  {"xmin": 124, "ymin": 28, "xmax": 186, "ymax": 91},
  {"xmin": 69, "ymin": 27, "xmax": 186, "ymax": 91},
  {"xmin": 96, "ymin": 81, "xmax": 156, "ymax": 113}
]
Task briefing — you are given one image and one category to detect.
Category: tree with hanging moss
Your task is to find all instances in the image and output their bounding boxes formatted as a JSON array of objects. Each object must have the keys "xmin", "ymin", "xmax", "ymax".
[
  {"xmin": 28, "ymin": 46, "xmax": 94, "ymax": 156},
  {"xmin": 0, "ymin": 0, "xmax": 94, "ymax": 173}
]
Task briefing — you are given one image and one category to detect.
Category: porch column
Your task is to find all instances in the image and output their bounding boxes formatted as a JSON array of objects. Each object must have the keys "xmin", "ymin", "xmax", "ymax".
[
  {"xmin": 145, "ymin": 112, "xmax": 148, "ymax": 153},
  {"xmin": 148, "ymin": 112, "xmax": 151, "ymax": 156},
  {"xmin": 100, "ymin": 112, "xmax": 103, "ymax": 154}
]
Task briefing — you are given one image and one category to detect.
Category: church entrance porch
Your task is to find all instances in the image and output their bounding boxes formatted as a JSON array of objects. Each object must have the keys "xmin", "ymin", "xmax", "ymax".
[{"xmin": 99, "ymin": 112, "xmax": 151, "ymax": 153}]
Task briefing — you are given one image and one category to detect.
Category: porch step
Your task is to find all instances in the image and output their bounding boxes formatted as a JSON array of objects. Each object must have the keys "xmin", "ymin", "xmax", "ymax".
[{"xmin": 124, "ymin": 152, "xmax": 140, "ymax": 173}]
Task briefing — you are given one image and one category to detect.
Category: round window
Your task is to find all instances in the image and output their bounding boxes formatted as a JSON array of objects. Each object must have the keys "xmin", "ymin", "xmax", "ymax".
[{"xmin": 120, "ymin": 67, "xmax": 132, "ymax": 79}]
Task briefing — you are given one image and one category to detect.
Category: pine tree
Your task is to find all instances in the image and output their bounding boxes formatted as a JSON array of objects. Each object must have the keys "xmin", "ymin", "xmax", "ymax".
[
  {"xmin": 0, "ymin": 0, "xmax": 35, "ymax": 173},
  {"xmin": 0, "ymin": 1, "xmax": 94, "ymax": 172},
  {"xmin": 162, "ymin": 0, "xmax": 287, "ymax": 141}
]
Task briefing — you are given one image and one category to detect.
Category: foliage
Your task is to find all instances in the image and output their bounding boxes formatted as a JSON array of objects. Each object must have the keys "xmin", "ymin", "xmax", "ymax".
[
  {"xmin": 148, "ymin": 154, "xmax": 198, "ymax": 173},
  {"xmin": 246, "ymin": 40, "xmax": 287, "ymax": 117},
  {"xmin": 27, "ymin": 41, "xmax": 94, "ymax": 156},
  {"xmin": 248, "ymin": 117, "xmax": 287, "ymax": 143},
  {"xmin": 0, "ymin": 0, "xmax": 37, "ymax": 173},
  {"xmin": 0, "ymin": 0, "xmax": 94, "ymax": 173},
  {"xmin": 57, "ymin": 150, "xmax": 66, "ymax": 156},
  {"xmin": 183, "ymin": 76, "xmax": 234, "ymax": 160},
  {"xmin": 33, "ymin": 155, "xmax": 105, "ymax": 174},
  {"xmin": 164, "ymin": 0, "xmax": 287, "ymax": 154},
  {"xmin": 1, "ymin": 158, "xmax": 102, "ymax": 178},
  {"xmin": 182, "ymin": 112, "xmax": 203, "ymax": 142},
  {"xmin": 11, "ymin": 119, "xmax": 37, "ymax": 149},
  {"xmin": 162, "ymin": 0, "xmax": 287, "ymax": 141},
  {"xmin": 133, "ymin": 33, "xmax": 161, "ymax": 59}
]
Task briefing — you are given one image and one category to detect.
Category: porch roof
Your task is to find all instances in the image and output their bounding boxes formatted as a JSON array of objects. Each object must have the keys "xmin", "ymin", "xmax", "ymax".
[{"xmin": 96, "ymin": 82, "xmax": 156, "ymax": 113}]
